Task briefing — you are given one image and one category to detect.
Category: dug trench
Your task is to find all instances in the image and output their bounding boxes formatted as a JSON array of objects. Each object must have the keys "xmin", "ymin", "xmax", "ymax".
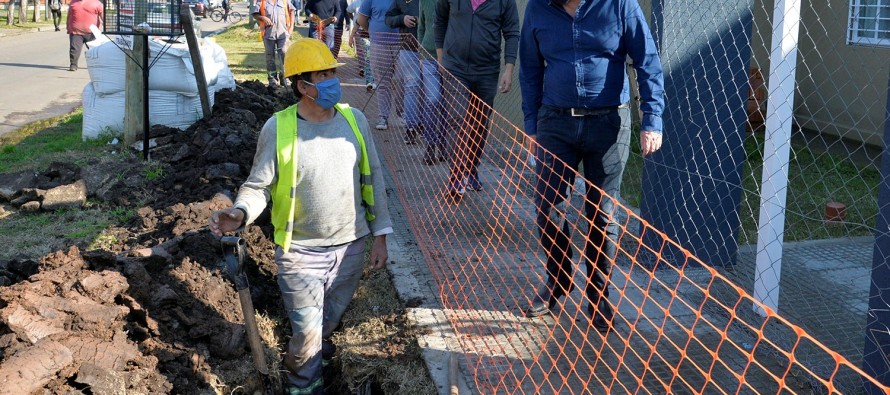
[{"xmin": 0, "ymin": 82, "xmax": 417, "ymax": 394}]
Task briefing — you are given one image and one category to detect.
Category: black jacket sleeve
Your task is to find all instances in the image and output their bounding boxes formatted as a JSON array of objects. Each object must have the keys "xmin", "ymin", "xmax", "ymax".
[
  {"xmin": 385, "ymin": 0, "xmax": 405, "ymax": 28},
  {"xmin": 434, "ymin": 0, "xmax": 449, "ymax": 49},
  {"xmin": 501, "ymin": 0, "xmax": 520, "ymax": 65}
]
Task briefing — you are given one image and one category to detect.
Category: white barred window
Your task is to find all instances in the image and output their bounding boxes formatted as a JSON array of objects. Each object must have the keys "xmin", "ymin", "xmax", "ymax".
[{"xmin": 849, "ymin": 0, "xmax": 890, "ymax": 46}]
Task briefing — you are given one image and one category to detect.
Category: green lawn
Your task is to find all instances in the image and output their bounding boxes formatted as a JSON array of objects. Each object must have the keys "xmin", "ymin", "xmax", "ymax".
[
  {"xmin": 0, "ymin": 111, "xmax": 115, "ymax": 173},
  {"xmin": 0, "ymin": 8, "xmax": 59, "ymax": 29},
  {"xmin": 619, "ymin": 131, "xmax": 879, "ymax": 244}
]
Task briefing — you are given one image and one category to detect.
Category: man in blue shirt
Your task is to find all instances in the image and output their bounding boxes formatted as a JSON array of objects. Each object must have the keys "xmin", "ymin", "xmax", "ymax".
[{"xmin": 519, "ymin": 0, "xmax": 665, "ymax": 333}]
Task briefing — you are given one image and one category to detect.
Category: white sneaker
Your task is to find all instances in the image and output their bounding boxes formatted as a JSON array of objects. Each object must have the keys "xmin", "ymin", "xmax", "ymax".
[{"xmin": 375, "ymin": 119, "xmax": 388, "ymax": 130}]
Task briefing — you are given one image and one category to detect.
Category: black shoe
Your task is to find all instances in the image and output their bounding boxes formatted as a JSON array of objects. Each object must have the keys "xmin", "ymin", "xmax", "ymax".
[
  {"xmin": 55, "ymin": 27, "xmax": 60, "ymax": 31},
  {"xmin": 523, "ymin": 281, "xmax": 574, "ymax": 318},
  {"xmin": 437, "ymin": 143, "xmax": 448, "ymax": 162},
  {"xmin": 587, "ymin": 298, "xmax": 614, "ymax": 333},
  {"xmin": 404, "ymin": 128, "xmax": 418, "ymax": 145},
  {"xmin": 445, "ymin": 178, "xmax": 465, "ymax": 203},
  {"xmin": 422, "ymin": 145, "xmax": 436, "ymax": 165}
]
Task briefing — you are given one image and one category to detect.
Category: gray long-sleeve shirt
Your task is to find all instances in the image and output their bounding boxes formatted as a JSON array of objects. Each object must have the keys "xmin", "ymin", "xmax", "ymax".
[{"xmin": 234, "ymin": 108, "xmax": 393, "ymax": 248}]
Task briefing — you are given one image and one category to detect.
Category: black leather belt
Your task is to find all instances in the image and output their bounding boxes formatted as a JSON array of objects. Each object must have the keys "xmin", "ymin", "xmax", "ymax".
[{"xmin": 547, "ymin": 103, "xmax": 628, "ymax": 117}]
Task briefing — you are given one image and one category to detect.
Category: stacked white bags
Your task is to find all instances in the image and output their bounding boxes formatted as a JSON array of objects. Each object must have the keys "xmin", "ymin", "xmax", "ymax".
[{"xmin": 82, "ymin": 37, "xmax": 237, "ymax": 140}]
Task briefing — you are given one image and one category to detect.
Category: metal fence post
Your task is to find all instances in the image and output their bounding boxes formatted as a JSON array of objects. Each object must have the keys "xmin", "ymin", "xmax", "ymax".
[{"xmin": 863, "ymin": 72, "xmax": 890, "ymax": 393}]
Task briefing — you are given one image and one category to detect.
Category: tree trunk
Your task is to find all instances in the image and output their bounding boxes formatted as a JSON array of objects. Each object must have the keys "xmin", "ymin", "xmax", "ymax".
[
  {"xmin": 6, "ymin": 1, "xmax": 14, "ymax": 26},
  {"xmin": 32, "ymin": 0, "xmax": 39, "ymax": 22},
  {"xmin": 18, "ymin": 0, "xmax": 27, "ymax": 24}
]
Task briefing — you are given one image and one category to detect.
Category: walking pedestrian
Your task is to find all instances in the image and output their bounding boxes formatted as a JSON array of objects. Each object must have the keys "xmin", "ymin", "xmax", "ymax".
[
  {"xmin": 356, "ymin": 0, "xmax": 399, "ymax": 130},
  {"xmin": 66, "ymin": 0, "xmax": 103, "ymax": 71},
  {"xmin": 331, "ymin": 0, "xmax": 352, "ymax": 57},
  {"xmin": 519, "ymin": 0, "xmax": 665, "ymax": 334},
  {"xmin": 50, "ymin": 0, "xmax": 63, "ymax": 31},
  {"xmin": 435, "ymin": 0, "xmax": 519, "ymax": 197},
  {"xmin": 416, "ymin": 0, "xmax": 447, "ymax": 164},
  {"xmin": 384, "ymin": 0, "xmax": 422, "ymax": 145}
]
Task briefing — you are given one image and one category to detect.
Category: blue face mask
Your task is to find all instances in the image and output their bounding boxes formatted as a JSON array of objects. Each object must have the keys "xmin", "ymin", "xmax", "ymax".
[{"xmin": 305, "ymin": 78, "xmax": 342, "ymax": 109}]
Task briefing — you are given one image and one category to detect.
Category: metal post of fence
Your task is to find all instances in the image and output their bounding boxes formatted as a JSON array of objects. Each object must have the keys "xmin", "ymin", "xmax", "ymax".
[
  {"xmin": 751, "ymin": 0, "xmax": 801, "ymax": 316},
  {"xmin": 641, "ymin": 0, "xmax": 752, "ymax": 268},
  {"xmin": 862, "ymin": 73, "xmax": 890, "ymax": 393},
  {"xmin": 141, "ymin": 34, "xmax": 150, "ymax": 160},
  {"xmin": 180, "ymin": 5, "xmax": 211, "ymax": 120}
]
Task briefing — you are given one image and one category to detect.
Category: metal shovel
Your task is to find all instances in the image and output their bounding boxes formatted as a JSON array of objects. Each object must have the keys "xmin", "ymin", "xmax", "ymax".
[{"xmin": 220, "ymin": 236, "xmax": 274, "ymax": 394}]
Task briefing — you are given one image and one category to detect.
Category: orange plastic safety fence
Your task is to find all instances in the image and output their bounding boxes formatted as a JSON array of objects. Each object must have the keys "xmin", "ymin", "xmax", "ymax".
[{"xmin": 326, "ymin": 31, "xmax": 889, "ymax": 394}]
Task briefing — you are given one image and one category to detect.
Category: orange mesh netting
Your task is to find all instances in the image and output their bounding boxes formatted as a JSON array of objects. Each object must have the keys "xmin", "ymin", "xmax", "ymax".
[{"xmin": 323, "ymin": 29, "xmax": 890, "ymax": 394}]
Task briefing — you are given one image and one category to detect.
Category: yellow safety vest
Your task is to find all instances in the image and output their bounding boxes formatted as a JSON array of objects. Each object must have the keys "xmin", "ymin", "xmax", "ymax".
[{"xmin": 270, "ymin": 103, "xmax": 376, "ymax": 249}]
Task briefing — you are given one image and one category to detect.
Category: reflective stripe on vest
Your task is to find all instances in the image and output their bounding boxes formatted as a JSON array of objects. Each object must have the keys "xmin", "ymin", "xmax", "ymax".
[{"xmin": 271, "ymin": 103, "xmax": 376, "ymax": 249}]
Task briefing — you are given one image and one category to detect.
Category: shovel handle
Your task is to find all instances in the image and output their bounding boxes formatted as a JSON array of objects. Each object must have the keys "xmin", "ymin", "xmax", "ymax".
[
  {"xmin": 221, "ymin": 236, "xmax": 250, "ymax": 290},
  {"xmin": 220, "ymin": 236, "xmax": 274, "ymax": 392}
]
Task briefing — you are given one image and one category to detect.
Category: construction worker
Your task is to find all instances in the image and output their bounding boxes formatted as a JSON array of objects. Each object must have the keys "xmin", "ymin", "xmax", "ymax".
[
  {"xmin": 208, "ymin": 38, "xmax": 393, "ymax": 394},
  {"xmin": 252, "ymin": 0, "xmax": 296, "ymax": 87}
]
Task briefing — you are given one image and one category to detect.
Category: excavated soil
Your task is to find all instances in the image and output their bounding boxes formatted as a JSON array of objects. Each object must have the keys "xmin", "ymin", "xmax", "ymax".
[{"xmin": 0, "ymin": 82, "xmax": 366, "ymax": 394}]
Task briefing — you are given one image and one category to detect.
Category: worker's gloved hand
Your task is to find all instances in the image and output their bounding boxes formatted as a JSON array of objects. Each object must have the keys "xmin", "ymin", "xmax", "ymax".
[{"xmin": 209, "ymin": 208, "xmax": 245, "ymax": 237}]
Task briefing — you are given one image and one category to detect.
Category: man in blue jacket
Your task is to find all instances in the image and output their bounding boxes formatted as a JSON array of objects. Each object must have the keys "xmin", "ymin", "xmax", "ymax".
[
  {"xmin": 519, "ymin": 0, "xmax": 664, "ymax": 333},
  {"xmin": 435, "ymin": 0, "xmax": 519, "ymax": 197}
]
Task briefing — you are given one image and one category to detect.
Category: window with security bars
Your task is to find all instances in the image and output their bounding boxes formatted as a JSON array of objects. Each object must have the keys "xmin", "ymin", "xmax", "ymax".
[{"xmin": 848, "ymin": 0, "xmax": 890, "ymax": 46}]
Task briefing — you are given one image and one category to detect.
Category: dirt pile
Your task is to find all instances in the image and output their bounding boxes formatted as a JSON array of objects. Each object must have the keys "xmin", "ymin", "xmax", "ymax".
[{"xmin": 0, "ymin": 82, "xmax": 298, "ymax": 394}]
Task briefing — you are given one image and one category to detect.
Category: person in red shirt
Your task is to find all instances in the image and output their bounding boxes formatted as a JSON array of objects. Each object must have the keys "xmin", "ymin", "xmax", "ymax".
[{"xmin": 66, "ymin": 0, "xmax": 103, "ymax": 71}]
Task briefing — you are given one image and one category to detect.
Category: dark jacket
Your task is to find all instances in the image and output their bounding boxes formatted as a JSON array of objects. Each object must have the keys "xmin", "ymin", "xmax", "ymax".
[
  {"xmin": 434, "ymin": 0, "xmax": 519, "ymax": 76},
  {"xmin": 336, "ymin": 0, "xmax": 352, "ymax": 29},
  {"xmin": 305, "ymin": 0, "xmax": 340, "ymax": 20},
  {"xmin": 384, "ymin": 0, "xmax": 419, "ymax": 46}
]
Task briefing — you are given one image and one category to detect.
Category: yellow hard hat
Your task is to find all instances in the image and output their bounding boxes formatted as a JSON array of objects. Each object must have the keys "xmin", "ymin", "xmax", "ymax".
[{"xmin": 283, "ymin": 38, "xmax": 346, "ymax": 78}]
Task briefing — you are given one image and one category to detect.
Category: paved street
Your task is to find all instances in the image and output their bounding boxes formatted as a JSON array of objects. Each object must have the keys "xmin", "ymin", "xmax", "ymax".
[
  {"xmin": 0, "ymin": 2, "xmax": 245, "ymax": 137},
  {"xmin": 0, "ymin": 28, "xmax": 90, "ymax": 136}
]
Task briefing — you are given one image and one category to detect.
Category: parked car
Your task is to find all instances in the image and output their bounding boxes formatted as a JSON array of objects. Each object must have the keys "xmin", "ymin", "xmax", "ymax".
[{"xmin": 182, "ymin": 0, "xmax": 208, "ymax": 18}]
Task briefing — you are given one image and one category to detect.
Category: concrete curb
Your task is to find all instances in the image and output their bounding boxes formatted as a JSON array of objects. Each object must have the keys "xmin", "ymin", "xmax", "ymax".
[{"xmin": 382, "ymin": 168, "xmax": 474, "ymax": 395}]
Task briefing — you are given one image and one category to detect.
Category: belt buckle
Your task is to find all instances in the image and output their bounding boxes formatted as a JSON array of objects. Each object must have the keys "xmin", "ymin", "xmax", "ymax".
[{"xmin": 570, "ymin": 108, "xmax": 584, "ymax": 117}]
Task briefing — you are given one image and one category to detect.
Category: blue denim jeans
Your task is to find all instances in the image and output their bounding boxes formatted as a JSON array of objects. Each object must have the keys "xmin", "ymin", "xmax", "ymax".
[
  {"xmin": 533, "ymin": 105, "xmax": 631, "ymax": 307},
  {"xmin": 396, "ymin": 50, "xmax": 422, "ymax": 129},
  {"xmin": 276, "ymin": 236, "xmax": 369, "ymax": 393},
  {"xmin": 309, "ymin": 23, "xmax": 336, "ymax": 52},
  {"xmin": 369, "ymin": 42, "xmax": 400, "ymax": 123},
  {"xmin": 420, "ymin": 58, "xmax": 444, "ymax": 146}
]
